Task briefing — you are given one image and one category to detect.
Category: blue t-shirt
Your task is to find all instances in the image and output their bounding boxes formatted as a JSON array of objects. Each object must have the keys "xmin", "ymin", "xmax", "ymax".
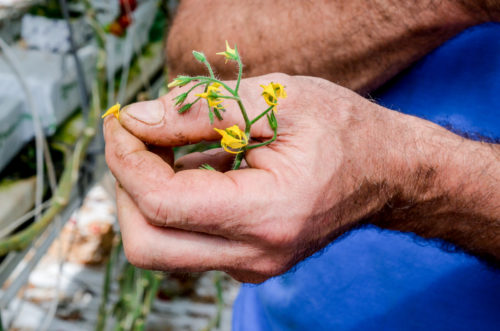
[{"xmin": 232, "ymin": 23, "xmax": 500, "ymax": 331}]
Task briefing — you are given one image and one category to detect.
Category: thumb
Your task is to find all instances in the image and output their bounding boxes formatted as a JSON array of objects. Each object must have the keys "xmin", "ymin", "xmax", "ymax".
[{"xmin": 119, "ymin": 82, "xmax": 273, "ymax": 147}]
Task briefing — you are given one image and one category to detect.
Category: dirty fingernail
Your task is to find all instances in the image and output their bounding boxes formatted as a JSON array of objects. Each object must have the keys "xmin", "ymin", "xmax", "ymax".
[{"xmin": 123, "ymin": 100, "xmax": 164, "ymax": 125}]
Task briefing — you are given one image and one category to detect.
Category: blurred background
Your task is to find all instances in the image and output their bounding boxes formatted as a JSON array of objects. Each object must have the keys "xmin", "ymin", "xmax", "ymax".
[{"xmin": 0, "ymin": 1, "xmax": 237, "ymax": 330}]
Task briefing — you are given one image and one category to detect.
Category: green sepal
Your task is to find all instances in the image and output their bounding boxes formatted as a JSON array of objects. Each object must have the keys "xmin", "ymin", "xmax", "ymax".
[
  {"xmin": 267, "ymin": 111, "xmax": 277, "ymax": 129},
  {"xmin": 167, "ymin": 75, "xmax": 193, "ymax": 89},
  {"xmin": 208, "ymin": 108, "xmax": 214, "ymax": 124},
  {"xmin": 213, "ymin": 107, "xmax": 223, "ymax": 121},
  {"xmin": 173, "ymin": 93, "xmax": 188, "ymax": 105},
  {"xmin": 179, "ymin": 103, "xmax": 193, "ymax": 114}
]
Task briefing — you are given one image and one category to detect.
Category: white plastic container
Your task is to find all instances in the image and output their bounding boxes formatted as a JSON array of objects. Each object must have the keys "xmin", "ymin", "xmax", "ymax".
[
  {"xmin": 21, "ymin": 14, "xmax": 92, "ymax": 53},
  {"xmin": 0, "ymin": 44, "xmax": 98, "ymax": 137},
  {"xmin": 0, "ymin": 95, "xmax": 30, "ymax": 172}
]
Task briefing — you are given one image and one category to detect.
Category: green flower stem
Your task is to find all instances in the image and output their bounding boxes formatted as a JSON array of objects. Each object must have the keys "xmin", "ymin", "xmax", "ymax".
[
  {"xmin": 203, "ymin": 60, "xmax": 216, "ymax": 79},
  {"xmin": 185, "ymin": 81, "xmax": 209, "ymax": 95},
  {"xmin": 232, "ymin": 152, "xmax": 245, "ymax": 170},
  {"xmin": 250, "ymin": 106, "xmax": 274, "ymax": 125},
  {"xmin": 237, "ymin": 100, "xmax": 251, "ymax": 134},
  {"xmin": 217, "ymin": 95, "xmax": 241, "ymax": 101},
  {"xmin": 188, "ymin": 76, "xmax": 235, "ymax": 95},
  {"xmin": 245, "ymin": 127, "xmax": 278, "ymax": 150},
  {"xmin": 235, "ymin": 54, "xmax": 243, "ymax": 94}
]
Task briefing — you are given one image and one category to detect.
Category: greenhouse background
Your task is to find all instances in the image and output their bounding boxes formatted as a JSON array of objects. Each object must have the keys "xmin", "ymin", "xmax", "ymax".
[{"xmin": 0, "ymin": 1, "xmax": 237, "ymax": 330}]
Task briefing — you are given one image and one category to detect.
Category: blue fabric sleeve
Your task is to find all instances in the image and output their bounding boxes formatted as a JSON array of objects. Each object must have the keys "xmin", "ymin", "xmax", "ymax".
[{"xmin": 233, "ymin": 23, "xmax": 500, "ymax": 331}]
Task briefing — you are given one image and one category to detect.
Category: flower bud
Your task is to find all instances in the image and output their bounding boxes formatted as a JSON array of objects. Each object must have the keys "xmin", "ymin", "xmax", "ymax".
[{"xmin": 192, "ymin": 50, "xmax": 207, "ymax": 63}]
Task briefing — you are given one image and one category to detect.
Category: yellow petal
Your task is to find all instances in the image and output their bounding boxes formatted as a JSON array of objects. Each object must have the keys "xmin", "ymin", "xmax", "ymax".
[
  {"xmin": 102, "ymin": 103, "xmax": 121, "ymax": 119},
  {"xmin": 271, "ymin": 82, "xmax": 287, "ymax": 99},
  {"xmin": 214, "ymin": 125, "xmax": 248, "ymax": 154},
  {"xmin": 216, "ymin": 40, "xmax": 237, "ymax": 62},
  {"xmin": 208, "ymin": 98, "xmax": 222, "ymax": 108},
  {"xmin": 195, "ymin": 92, "xmax": 209, "ymax": 99}
]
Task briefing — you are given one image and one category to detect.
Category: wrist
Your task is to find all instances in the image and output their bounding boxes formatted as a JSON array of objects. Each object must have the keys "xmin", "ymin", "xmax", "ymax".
[{"xmin": 371, "ymin": 109, "xmax": 500, "ymax": 261}]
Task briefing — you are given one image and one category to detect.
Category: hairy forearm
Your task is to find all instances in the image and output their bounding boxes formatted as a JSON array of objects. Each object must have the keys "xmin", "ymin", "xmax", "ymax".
[
  {"xmin": 370, "ymin": 110, "xmax": 500, "ymax": 264},
  {"xmin": 167, "ymin": 0, "xmax": 485, "ymax": 94}
]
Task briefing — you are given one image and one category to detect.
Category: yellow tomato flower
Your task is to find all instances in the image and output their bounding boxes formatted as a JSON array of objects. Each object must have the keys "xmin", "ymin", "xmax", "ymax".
[
  {"xmin": 214, "ymin": 125, "xmax": 248, "ymax": 154},
  {"xmin": 260, "ymin": 82, "xmax": 287, "ymax": 112},
  {"xmin": 196, "ymin": 82, "xmax": 223, "ymax": 109},
  {"xmin": 260, "ymin": 83, "xmax": 278, "ymax": 109},
  {"xmin": 271, "ymin": 82, "xmax": 287, "ymax": 99},
  {"xmin": 101, "ymin": 103, "xmax": 121, "ymax": 120},
  {"xmin": 216, "ymin": 40, "xmax": 238, "ymax": 63}
]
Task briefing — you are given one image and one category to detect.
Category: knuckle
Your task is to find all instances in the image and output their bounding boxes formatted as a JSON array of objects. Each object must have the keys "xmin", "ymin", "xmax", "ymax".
[
  {"xmin": 122, "ymin": 241, "xmax": 151, "ymax": 270},
  {"xmin": 139, "ymin": 191, "xmax": 169, "ymax": 226},
  {"xmin": 259, "ymin": 222, "xmax": 301, "ymax": 249}
]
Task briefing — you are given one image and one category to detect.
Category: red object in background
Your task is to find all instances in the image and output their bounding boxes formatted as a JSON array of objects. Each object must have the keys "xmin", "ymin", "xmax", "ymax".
[
  {"xmin": 118, "ymin": 14, "xmax": 133, "ymax": 29},
  {"xmin": 108, "ymin": 0, "xmax": 138, "ymax": 37},
  {"xmin": 120, "ymin": 0, "xmax": 137, "ymax": 13},
  {"xmin": 108, "ymin": 22, "xmax": 125, "ymax": 37}
]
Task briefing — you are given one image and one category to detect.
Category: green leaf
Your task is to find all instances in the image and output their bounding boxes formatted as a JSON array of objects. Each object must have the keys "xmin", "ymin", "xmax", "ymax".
[{"xmin": 200, "ymin": 163, "xmax": 216, "ymax": 171}]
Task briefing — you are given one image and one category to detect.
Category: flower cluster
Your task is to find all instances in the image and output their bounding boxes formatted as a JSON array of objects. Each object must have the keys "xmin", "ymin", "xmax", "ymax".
[
  {"xmin": 196, "ymin": 82, "xmax": 224, "ymax": 112},
  {"xmin": 105, "ymin": 41, "xmax": 288, "ymax": 170}
]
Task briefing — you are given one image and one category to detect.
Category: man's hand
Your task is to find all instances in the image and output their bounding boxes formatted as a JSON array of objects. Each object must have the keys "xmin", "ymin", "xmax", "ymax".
[{"xmin": 104, "ymin": 74, "xmax": 500, "ymax": 283}]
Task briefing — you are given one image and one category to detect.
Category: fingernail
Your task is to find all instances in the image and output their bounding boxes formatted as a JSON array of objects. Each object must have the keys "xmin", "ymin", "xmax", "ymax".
[{"xmin": 123, "ymin": 100, "xmax": 164, "ymax": 125}]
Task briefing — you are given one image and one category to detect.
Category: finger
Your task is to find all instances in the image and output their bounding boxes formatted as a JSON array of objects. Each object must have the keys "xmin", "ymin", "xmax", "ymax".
[
  {"xmin": 104, "ymin": 116, "xmax": 277, "ymax": 236},
  {"xmin": 174, "ymin": 148, "xmax": 235, "ymax": 172},
  {"xmin": 116, "ymin": 183, "xmax": 249, "ymax": 272},
  {"xmin": 119, "ymin": 77, "xmax": 277, "ymax": 146},
  {"xmin": 148, "ymin": 145, "xmax": 174, "ymax": 166}
]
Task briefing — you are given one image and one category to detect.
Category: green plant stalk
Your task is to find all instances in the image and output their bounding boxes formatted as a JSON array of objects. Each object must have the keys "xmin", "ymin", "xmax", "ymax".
[
  {"xmin": 184, "ymin": 81, "xmax": 210, "ymax": 96},
  {"xmin": 202, "ymin": 59, "xmax": 216, "ymax": 80},
  {"xmin": 245, "ymin": 126, "xmax": 278, "ymax": 150},
  {"xmin": 250, "ymin": 106, "xmax": 274, "ymax": 125},
  {"xmin": 235, "ymin": 51, "xmax": 243, "ymax": 94},
  {"xmin": 0, "ymin": 81, "xmax": 100, "ymax": 256},
  {"xmin": 122, "ymin": 272, "xmax": 146, "ymax": 331},
  {"xmin": 96, "ymin": 237, "xmax": 122, "ymax": 331},
  {"xmin": 114, "ymin": 263, "xmax": 135, "ymax": 331},
  {"xmin": 214, "ymin": 271, "xmax": 224, "ymax": 328},
  {"xmin": 186, "ymin": 76, "xmax": 235, "ymax": 95},
  {"xmin": 232, "ymin": 153, "xmax": 244, "ymax": 170},
  {"xmin": 141, "ymin": 272, "xmax": 162, "ymax": 318},
  {"xmin": 203, "ymin": 271, "xmax": 225, "ymax": 331},
  {"xmin": 217, "ymin": 95, "xmax": 241, "ymax": 101}
]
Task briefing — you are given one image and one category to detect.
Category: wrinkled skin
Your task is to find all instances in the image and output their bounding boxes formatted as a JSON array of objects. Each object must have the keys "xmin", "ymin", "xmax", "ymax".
[{"xmin": 104, "ymin": 74, "xmax": 500, "ymax": 282}]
